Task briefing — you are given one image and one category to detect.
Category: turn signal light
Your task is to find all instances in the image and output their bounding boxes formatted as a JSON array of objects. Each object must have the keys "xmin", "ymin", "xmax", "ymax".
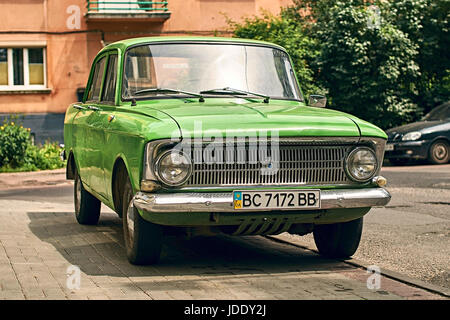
[{"xmin": 372, "ymin": 176, "xmax": 387, "ymax": 187}]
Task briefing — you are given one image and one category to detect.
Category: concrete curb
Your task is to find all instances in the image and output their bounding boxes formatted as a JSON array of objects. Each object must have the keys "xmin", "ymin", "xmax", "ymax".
[
  {"xmin": 0, "ymin": 168, "xmax": 68, "ymax": 191},
  {"xmin": 265, "ymin": 234, "xmax": 450, "ymax": 298}
]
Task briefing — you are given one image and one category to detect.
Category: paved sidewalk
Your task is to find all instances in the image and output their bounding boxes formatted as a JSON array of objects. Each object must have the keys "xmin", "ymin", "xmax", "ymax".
[{"xmin": 0, "ymin": 196, "xmax": 445, "ymax": 300}]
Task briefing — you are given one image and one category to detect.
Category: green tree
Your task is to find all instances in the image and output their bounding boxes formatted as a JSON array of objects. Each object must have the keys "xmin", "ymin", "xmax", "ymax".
[
  {"xmin": 314, "ymin": 1, "xmax": 421, "ymax": 128},
  {"xmin": 230, "ymin": 0, "xmax": 449, "ymax": 129},
  {"xmin": 289, "ymin": 0, "xmax": 449, "ymax": 127},
  {"xmin": 390, "ymin": 0, "xmax": 450, "ymax": 114}
]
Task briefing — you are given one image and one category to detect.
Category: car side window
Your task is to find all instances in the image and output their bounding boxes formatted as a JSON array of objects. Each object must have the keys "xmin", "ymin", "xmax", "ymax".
[
  {"xmin": 101, "ymin": 54, "xmax": 118, "ymax": 103},
  {"xmin": 86, "ymin": 56, "xmax": 106, "ymax": 102}
]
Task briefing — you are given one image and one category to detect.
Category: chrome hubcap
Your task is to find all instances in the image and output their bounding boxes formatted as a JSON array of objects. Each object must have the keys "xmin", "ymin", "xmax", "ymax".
[
  {"xmin": 433, "ymin": 144, "xmax": 447, "ymax": 160},
  {"xmin": 126, "ymin": 201, "xmax": 135, "ymax": 244}
]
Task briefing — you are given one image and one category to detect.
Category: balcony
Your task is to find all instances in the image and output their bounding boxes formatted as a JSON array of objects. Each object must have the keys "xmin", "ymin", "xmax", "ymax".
[{"xmin": 86, "ymin": 1, "xmax": 170, "ymax": 22}]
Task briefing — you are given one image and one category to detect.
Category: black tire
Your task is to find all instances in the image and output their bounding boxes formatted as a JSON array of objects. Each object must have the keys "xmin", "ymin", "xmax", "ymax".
[
  {"xmin": 313, "ymin": 218, "xmax": 363, "ymax": 259},
  {"xmin": 428, "ymin": 140, "xmax": 449, "ymax": 164},
  {"xmin": 74, "ymin": 171, "xmax": 101, "ymax": 225},
  {"xmin": 122, "ymin": 177, "xmax": 163, "ymax": 265}
]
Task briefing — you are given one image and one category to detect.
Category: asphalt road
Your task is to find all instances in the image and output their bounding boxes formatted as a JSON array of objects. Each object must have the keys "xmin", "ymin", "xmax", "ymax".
[
  {"xmin": 0, "ymin": 185, "xmax": 73, "ymax": 204},
  {"xmin": 288, "ymin": 163, "xmax": 450, "ymax": 289},
  {"xmin": 0, "ymin": 164, "xmax": 448, "ymax": 298},
  {"xmin": 381, "ymin": 163, "xmax": 450, "ymax": 189}
]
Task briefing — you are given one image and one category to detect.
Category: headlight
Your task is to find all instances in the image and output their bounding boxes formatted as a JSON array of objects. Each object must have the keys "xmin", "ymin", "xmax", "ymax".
[
  {"xmin": 345, "ymin": 147, "xmax": 378, "ymax": 182},
  {"xmin": 155, "ymin": 150, "xmax": 192, "ymax": 186},
  {"xmin": 402, "ymin": 131, "xmax": 422, "ymax": 141}
]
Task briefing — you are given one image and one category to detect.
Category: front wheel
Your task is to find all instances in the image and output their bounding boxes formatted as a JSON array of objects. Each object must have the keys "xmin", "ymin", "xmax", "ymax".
[
  {"xmin": 122, "ymin": 178, "xmax": 163, "ymax": 265},
  {"xmin": 313, "ymin": 218, "xmax": 363, "ymax": 258},
  {"xmin": 428, "ymin": 140, "xmax": 449, "ymax": 164},
  {"xmin": 74, "ymin": 171, "xmax": 101, "ymax": 225}
]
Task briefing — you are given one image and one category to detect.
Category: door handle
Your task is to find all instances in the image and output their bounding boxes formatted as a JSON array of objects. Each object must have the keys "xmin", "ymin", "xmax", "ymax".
[
  {"xmin": 73, "ymin": 104, "xmax": 86, "ymax": 110},
  {"xmin": 87, "ymin": 105, "xmax": 101, "ymax": 111}
]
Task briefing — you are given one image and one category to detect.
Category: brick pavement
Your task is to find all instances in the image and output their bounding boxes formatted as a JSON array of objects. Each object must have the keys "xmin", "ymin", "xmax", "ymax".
[{"xmin": 0, "ymin": 198, "xmax": 445, "ymax": 300}]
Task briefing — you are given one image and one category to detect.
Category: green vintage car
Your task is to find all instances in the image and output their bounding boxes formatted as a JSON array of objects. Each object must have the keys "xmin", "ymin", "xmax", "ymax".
[{"xmin": 64, "ymin": 36, "xmax": 391, "ymax": 265}]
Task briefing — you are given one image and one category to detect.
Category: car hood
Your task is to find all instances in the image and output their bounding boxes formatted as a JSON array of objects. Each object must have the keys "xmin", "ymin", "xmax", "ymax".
[
  {"xmin": 387, "ymin": 120, "xmax": 445, "ymax": 135},
  {"xmin": 134, "ymin": 99, "xmax": 378, "ymax": 139}
]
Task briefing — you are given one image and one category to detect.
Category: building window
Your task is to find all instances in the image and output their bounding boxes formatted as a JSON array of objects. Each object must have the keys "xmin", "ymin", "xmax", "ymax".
[
  {"xmin": 0, "ymin": 47, "xmax": 47, "ymax": 90},
  {"xmin": 0, "ymin": 49, "xmax": 7, "ymax": 85}
]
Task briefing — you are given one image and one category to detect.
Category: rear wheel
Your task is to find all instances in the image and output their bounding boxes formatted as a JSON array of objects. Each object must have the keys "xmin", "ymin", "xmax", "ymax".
[
  {"xmin": 122, "ymin": 177, "xmax": 163, "ymax": 265},
  {"xmin": 313, "ymin": 218, "xmax": 363, "ymax": 258},
  {"xmin": 74, "ymin": 171, "xmax": 101, "ymax": 225},
  {"xmin": 428, "ymin": 140, "xmax": 449, "ymax": 164}
]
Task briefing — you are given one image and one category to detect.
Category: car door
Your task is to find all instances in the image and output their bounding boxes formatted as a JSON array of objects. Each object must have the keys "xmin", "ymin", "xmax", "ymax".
[
  {"xmin": 73, "ymin": 54, "xmax": 107, "ymax": 197},
  {"xmin": 96, "ymin": 52, "xmax": 119, "ymax": 199}
]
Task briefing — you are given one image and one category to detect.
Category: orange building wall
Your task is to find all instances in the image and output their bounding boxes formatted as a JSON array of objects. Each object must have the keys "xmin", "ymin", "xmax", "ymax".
[{"xmin": 0, "ymin": 0, "xmax": 293, "ymax": 114}]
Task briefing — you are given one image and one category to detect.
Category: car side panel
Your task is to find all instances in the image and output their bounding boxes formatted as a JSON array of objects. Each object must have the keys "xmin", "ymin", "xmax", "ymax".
[
  {"xmin": 63, "ymin": 103, "xmax": 79, "ymax": 156},
  {"xmin": 70, "ymin": 108, "xmax": 94, "ymax": 188},
  {"xmin": 99, "ymin": 107, "xmax": 181, "ymax": 210}
]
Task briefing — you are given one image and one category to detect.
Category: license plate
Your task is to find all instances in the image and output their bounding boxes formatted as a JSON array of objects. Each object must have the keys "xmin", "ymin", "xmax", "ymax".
[
  {"xmin": 233, "ymin": 190, "xmax": 321, "ymax": 210},
  {"xmin": 385, "ymin": 143, "xmax": 394, "ymax": 151}
]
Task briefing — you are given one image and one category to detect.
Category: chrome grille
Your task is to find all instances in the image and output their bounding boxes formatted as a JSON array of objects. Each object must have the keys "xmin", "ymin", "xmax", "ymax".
[{"xmin": 186, "ymin": 143, "xmax": 353, "ymax": 187}]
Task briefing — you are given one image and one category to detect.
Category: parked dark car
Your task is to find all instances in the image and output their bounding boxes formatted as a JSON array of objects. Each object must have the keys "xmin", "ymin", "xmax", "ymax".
[{"xmin": 385, "ymin": 102, "xmax": 450, "ymax": 165}]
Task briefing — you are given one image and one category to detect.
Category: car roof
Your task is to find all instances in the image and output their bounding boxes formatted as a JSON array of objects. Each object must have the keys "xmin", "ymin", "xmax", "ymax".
[{"xmin": 98, "ymin": 36, "xmax": 287, "ymax": 55}]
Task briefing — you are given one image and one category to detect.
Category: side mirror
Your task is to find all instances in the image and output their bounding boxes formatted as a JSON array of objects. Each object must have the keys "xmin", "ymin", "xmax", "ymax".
[{"xmin": 309, "ymin": 94, "xmax": 327, "ymax": 108}]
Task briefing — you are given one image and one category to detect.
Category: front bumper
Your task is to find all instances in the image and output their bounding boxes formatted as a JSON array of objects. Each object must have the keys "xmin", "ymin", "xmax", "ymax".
[
  {"xmin": 134, "ymin": 188, "xmax": 391, "ymax": 213},
  {"xmin": 384, "ymin": 140, "xmax": 430, "ymax": 159}
]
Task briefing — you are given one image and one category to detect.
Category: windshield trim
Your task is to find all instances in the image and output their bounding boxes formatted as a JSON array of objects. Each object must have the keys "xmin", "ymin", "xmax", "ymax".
[
  {"xmin": 122, "ymin": 94, "xmax": 304, "ymax": 104},
  {"xmin": 120, "ymin": 41, "xmax": 305, "ymax": 103}
]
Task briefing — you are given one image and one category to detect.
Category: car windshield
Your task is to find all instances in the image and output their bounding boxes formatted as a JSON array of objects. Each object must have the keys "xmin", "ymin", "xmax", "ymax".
[
  {"xmin": 122, "ymin": 43, "xmax": 302, "ymax": 101},
  {"xmin": 422, "ymin": 103, "xmax": 450, "ymax": 121}
]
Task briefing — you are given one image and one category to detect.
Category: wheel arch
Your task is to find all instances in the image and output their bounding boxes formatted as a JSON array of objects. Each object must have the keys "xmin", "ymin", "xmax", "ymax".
[
  {"xmin": 429, "ymin": 136, "xmax": 450, "ymax": 145},
  {"xmin": 111, "ymin": 155, "xmax": 136, "ymax": 217},
  {"xmin": 66, "ymin": 150, "xmax": 76, "ymax": 180}
]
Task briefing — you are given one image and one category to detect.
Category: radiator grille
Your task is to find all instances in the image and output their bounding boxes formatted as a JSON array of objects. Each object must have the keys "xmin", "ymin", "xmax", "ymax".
[{"xmin": 185, "ymin": 143, "xmax": 353, "ymax": 187}]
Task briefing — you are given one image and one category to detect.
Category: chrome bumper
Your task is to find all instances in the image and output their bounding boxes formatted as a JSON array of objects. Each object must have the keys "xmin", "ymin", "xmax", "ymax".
[{"xmin": 133, "ymin": 188, "xmax": 391, "ymax": 213}]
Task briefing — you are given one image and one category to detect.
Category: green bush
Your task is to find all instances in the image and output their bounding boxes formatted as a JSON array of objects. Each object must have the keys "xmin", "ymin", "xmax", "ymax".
[
  {"xmin": 0, "ymin": 118, "xmax": 65, "ymax": 172},
  {"xmin": 26, "ymin": 142, "xmax": 66, "ymax": 171},
  {"xmin": 0, "ymin": 118, "xmax": 31, "ymax": 168}
]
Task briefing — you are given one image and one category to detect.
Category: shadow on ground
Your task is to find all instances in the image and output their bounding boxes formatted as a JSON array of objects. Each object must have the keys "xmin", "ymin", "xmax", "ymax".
[
  {"xmin": 382, "ymin": 159, "xmax": 430, "ymax": 167},
  {"xmin": 26, "ymin": 210, "xmax": 354, "ymax": 279}
]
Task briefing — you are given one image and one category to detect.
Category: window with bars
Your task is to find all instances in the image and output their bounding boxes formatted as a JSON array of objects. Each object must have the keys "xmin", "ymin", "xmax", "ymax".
[{"xmin": 0, "ymin": 47, "xmax": 47, "ymax": 90}]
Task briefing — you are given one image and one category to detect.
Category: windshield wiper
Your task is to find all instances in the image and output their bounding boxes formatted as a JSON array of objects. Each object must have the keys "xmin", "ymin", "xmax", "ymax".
[
  {"xmin": 200, "ymin": 87, "xmax": 270, "ymax": 103},
  {"xmin": 134, "ymin": 88, "xmax": 205, "ymax": 102}
]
